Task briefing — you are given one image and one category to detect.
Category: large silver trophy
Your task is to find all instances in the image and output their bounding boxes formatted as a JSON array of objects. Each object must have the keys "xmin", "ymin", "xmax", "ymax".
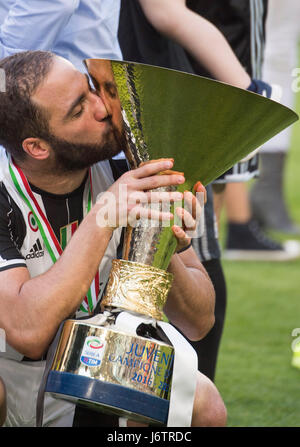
[{"xmin": 44, "ymin": 60, "xmax": 298, "ymax": 425}]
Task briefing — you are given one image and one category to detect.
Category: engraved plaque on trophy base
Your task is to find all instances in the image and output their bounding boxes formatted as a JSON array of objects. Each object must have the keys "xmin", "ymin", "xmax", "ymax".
[{"xmin": 46, "ymin": 319, "xmax": 174, "ymax": 425}]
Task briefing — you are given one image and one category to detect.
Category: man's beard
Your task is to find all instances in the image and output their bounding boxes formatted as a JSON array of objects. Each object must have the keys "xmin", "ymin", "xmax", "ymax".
[{"xmin": 46, "ymin": 119, "xmax": 126, "ymax": 173}]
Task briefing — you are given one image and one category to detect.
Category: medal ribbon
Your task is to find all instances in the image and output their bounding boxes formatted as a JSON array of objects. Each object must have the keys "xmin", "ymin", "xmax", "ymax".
[{"xmin": 9, "ymin": 158, "xmax": 100, "ymax": 314}]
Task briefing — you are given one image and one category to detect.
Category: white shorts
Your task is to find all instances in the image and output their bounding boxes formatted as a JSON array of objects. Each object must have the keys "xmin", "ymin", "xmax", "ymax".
[
  {"xmin": 261, "ymin": 0, "xmax": 300, "ymax": 153},
  {"xmin": 0, "ymin": 357, "xmax": 75, "ymax": 427}
]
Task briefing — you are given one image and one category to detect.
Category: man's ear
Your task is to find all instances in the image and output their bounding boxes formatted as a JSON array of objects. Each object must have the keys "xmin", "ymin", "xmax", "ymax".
[{"xmin": 22, "ymin": 138, "xmax": 51, "ymax": 160}]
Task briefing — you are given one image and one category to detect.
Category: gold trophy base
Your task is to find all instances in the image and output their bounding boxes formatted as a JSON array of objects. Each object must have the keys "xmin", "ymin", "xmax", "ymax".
[
  {"xmin": 102, "ymin": 259, "xmax": 174, "ymax": 320},
  {"xmin": 45, "ymin": 318, "xmax": 174, "ymax": 425}
]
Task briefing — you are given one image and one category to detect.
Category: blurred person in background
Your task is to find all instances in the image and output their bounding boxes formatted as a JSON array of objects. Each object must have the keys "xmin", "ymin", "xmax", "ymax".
[
  {"xmin": 119, "ymin": 0, "xmax": 246, "ymax": 382},
  {"xmin": 119, "ymin": 0, "xmax": 300, "ymax": 382},
  {"xmin": 0, "ymin": 0, "xmax": 122, "ymax": 70},
  {"xmin": 119, "ymin": 0, "xmax": 229, "ymax": 384},
  {"xmin": 186, "ymin": 0, "xmax": 299, "ymax": 262},
  {"xmin": 250, "ymin": 0, "xmax": 300, "ymax": 235},
  {"xmin": 119, "ymin": 0, "xmax": 272, "ymax": 382}
]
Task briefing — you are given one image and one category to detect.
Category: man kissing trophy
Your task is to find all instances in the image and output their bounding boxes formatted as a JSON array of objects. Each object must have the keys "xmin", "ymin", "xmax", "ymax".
[{"xmin": 42, "ymin": 59, "xmax": 297, "ymax": 426}]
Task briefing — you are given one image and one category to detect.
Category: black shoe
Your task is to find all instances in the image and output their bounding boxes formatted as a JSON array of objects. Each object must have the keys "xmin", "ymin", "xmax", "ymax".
[{"xmin": 223, "ymin": 219, "xmax": 300, "ymax": 261}]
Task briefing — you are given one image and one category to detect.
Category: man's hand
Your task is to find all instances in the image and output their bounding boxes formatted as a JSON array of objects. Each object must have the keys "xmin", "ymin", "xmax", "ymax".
[
  {"xmin": 172, "ymin": 181, "xmax": 207, "ymax": 252},
  {"xmin": 96, "ymin": 158, "xmax": 185, "ymax": 229}
]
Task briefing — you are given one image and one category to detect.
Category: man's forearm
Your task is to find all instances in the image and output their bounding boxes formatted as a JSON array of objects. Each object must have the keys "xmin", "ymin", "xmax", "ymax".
[
  {"xmin": 3, "ymin": 205, "xmax": 113, "ymax": 359},
  {"xmin": 1, "ymin": 159, "xmax": 188, "ymax": 358},
  {"xmin": 139, "ymin": 0, "xmax": 251, "ymax": 89},
  {"xmin": 165, "ymin": 248, "xmax": 215, "ymax": 341}
]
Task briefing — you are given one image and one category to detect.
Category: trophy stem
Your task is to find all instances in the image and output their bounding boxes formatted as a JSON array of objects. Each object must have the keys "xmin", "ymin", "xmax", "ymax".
[{"xmin": 102, "ymin": 259, "xmax": 173, "ymax": 320}]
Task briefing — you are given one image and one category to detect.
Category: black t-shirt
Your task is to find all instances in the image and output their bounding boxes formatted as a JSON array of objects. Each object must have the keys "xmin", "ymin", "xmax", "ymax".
[
  {"xmin": 119, "ymin": 0, "xmax": 268, "ymax": 79},
  {"xmin": 119, "ymin": 0, "xmax": 194, "ymax": 73},
  {"xmin": 186, "ymin": 0, "xmax": 268, "ymax": 78},
  {"xmin": 0, "ymin": 159, "xmax": 127, "ymax": 272}
]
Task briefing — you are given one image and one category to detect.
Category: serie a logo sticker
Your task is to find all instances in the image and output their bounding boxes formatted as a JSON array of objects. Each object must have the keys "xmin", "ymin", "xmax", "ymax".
[
  {"xmin": 80, "ymin": 336, "xmax": 105, "ymax": 367},
  {"xmin": 28, "ymin": 211, "xmax": 38, "ymax": 232}
]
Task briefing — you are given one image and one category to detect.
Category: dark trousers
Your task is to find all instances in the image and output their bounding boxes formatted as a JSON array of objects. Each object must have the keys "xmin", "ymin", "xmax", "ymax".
[{"xmin": 190, "ymin": 258, "xmax": 227, "ymax": 382}]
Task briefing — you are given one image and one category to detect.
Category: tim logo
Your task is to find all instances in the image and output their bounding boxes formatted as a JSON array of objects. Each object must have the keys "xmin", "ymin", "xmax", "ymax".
[
  {"xmin": 80, "ymin": 336, "xmax": 105, "ymax": 367},
  {"xmin": 0, "ymin": 328, "xmax": 5, "ymax": 352}
]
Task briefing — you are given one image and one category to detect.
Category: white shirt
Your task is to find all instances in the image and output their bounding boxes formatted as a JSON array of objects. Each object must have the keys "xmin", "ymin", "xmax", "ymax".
[{"xmin": 0, "ymin": 0, "xmax": 122, "ymax": 71}]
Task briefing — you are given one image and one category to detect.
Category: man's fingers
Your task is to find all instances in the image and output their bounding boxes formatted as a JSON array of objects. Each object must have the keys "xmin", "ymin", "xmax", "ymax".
[
  {"xmin": 124, "ymin": 158, "xmax": 187, "ymax": 191},
  {"xmin": 133, "ymin": 159, "xmax": 175, "ymax": 178},
  {"xmin": 194, "ymin": 181, "xmax": 207, "ymax": 203},
  {"xmin": 175, "ymin": 207, "xmax": 197, "ymax": 231},
  {"xmin": 137, "ymin": 173, "xmax": 185, "ymax": 191},
  {"xmin": 183, "ymin": 190, "xmax": 203, "ymax": 220},
  {"xmin": 127, "ymin": 190, "xmax": 183, "ymax": 206},
  {"xmin": 172, "ymin": 225, "xmax": 190, "ymax": 240},
  {"xmin": 128, "ymin": 204, "xmax": 173, "ymax": 226},
  {"xmin": 144, "ymin": 190, "xmax": 183, "ymax": 203},
  {"xmin": 172, "ymin": 225, "xmax": 191, "ymax": 252}
]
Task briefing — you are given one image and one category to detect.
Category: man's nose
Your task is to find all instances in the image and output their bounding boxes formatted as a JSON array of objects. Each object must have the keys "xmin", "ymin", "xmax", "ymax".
[{"xmin": 92, "ymin": 91, "xmax": 112, "ymax": 121}]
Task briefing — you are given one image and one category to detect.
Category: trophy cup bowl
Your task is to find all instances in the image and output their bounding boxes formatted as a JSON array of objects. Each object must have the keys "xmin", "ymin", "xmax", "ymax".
[{"xmin": 44, "ymin": 60, "xmax": 298, "ymax": 425}]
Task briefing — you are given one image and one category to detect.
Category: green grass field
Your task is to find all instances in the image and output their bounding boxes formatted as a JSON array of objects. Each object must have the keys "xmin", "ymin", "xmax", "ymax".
[{"xmin": 215, "ymin": 84, "xmax": 300, "ymax": 426}]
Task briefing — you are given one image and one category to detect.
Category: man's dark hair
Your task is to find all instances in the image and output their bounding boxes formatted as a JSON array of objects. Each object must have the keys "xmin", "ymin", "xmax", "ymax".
[{"xmin": 0, "ymin": 51, "xmax": 55, "ymax": 161}]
